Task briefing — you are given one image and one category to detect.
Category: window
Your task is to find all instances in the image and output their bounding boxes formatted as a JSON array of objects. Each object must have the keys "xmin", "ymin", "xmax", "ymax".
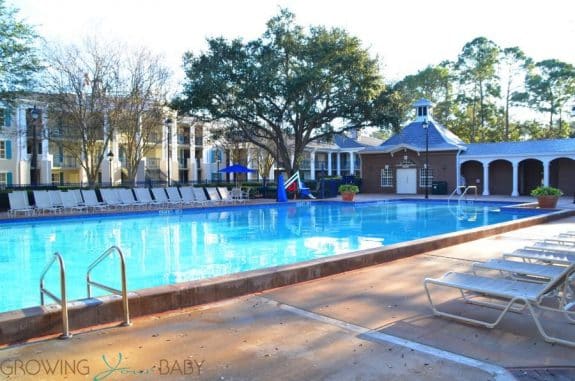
[
  {"xmin": 419, "ymin": 168, "xmax": 434, "ymax": 188},
  {"xmin": 380, "ymin": 167, "xmax": 393, "ymax": 187},
  {"xmin": 0, "ymin": 140, "xmax": 11, "ymax": 159},
  {"xmin": 0, "ymin": 109, "xmax": 4, "ymax": 127},
  {"xmin": 0, "ymin": 172, "xmax": 11, "ymax": 186}
]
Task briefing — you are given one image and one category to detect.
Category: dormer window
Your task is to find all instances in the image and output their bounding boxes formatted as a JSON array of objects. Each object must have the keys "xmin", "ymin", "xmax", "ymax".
[{"xmin": 417, "ymin": 107, "xmax": 428, "ymax": 117}]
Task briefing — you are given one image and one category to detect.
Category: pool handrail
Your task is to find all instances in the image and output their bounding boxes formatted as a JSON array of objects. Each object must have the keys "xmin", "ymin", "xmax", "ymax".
[
  {"xmin": 86, "ymin": 245, "xmax": 131, "ymax": 327},
  {"xmin": 39, "ymin": 252, "xmax": 71, "ymax": 339}
]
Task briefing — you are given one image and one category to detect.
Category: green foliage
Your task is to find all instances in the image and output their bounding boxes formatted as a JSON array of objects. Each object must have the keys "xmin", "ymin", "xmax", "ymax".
[
  {"xmin": 522, "ymin": 59, "xmax": 575, "ymax": 132},
  {"xmin": 530, "ymin": 186, "xmax": 563, "ymax": 197},
  {"xmin": 0, "ymin": 0, "xmax": 41, "ymax": 94},
  {"xmin": 338, "ymin": 184, "xmax": 359, "ymax": 194},
  {"xmin": 174, "ymin": 9, "xmax": 385, "ymax": 175}
]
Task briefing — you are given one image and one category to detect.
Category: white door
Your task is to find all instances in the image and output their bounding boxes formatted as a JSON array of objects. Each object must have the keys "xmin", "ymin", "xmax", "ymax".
[{"xmin": 396, "ymin": 168, "xmax": 417, "ymax": 194}]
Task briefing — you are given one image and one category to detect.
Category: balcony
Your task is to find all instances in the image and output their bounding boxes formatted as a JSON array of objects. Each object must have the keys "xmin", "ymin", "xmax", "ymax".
[
  {"xmin": 147, "ymin": 158, "xmax": 160, "ymax": 169},
  {"xmin": 53, "ymin": 155, "xmax": 78, "ymax": 168}
]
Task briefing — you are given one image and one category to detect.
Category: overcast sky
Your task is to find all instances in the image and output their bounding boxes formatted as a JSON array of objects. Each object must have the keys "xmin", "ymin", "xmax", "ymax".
[{"xmin": 10, "ymin": 0, "xmax": 575, "ymax": 88}]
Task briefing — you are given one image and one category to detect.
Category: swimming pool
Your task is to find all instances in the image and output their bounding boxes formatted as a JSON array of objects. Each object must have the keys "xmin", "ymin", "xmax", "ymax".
[{"xmin": 0, "ymin": 200, "xmax": 546, "ymax": 313}]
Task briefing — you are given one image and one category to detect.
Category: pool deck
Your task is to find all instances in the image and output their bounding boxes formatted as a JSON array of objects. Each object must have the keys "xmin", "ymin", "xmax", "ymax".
[{"xmin": 1, "ymin": 195, "xmax": 575, "ymax": 380}]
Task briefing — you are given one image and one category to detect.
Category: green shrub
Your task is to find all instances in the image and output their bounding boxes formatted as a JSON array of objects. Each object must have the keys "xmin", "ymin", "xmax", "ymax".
[
  {"xmin": 530, "ymin": 186, "xmax": 563, "ymax": 197},
  {"xmin": 338, "ymin": 184, "xmax": 359, "ymax": 194}
]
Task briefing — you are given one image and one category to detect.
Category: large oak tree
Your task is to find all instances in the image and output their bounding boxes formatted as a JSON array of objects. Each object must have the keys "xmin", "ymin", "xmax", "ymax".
[{"xmin": 174, "ymin": 9, "xmax": 385, "ymax": 175}]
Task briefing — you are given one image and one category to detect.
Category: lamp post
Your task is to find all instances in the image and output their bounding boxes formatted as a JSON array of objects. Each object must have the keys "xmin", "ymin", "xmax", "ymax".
[
  {"xmin": 107, "ymin": 151, "xmax": 114, "ymax": 186},
  {"xmin": 422, "ymin": 118, "xmax": 429, "ymax": 199},
  {"xmin": 216, "ymin": 158, "xmax": 220, "ymax": 182},
  {"xmin": 164, "ymin": 118, "xmax": 173, "ymax": 187},
  {"xmin": 30, "ymin": 106, "xmax": 40, "ymax": 187}
]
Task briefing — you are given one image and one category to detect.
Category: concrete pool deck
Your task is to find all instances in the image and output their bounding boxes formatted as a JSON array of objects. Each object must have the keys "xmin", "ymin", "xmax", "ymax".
[{"xmin": 1, "ymin": 195, "xmax": 575, "ymax": 380}]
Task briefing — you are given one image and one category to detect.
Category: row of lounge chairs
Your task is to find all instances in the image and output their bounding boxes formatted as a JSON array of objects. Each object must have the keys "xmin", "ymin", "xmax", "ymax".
[
  {"xmin": 7, "ymin": 186, "xmax": 250, "ymax": 216},
  {"xmin": 425, "ymin": 231, "xmax": 575, "ymax": 347}
]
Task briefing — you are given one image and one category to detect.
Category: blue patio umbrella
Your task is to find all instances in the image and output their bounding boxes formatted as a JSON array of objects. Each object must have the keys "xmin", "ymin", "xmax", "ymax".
[
  {"xmin": 218, "ymin": 164, "xmax": 257, "ymax": 174},
  {"xmin": 218, "ymin": 164, "xmax": 257, "ymax": 186}
]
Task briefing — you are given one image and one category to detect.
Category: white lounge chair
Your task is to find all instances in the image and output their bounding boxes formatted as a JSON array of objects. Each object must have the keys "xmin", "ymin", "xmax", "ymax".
[
  {"xmin": 133, "ymin": 188, "xmax": 161, "ymax": 208},
  {"xmin": 217, "ymin": 187, "xmax": 234, "ymax": 204},
  {"xmin": 205, "ymin": 187, "xmax": 223, "ymax": 204},
  {"xmin": 424, "ymin": 262, "xmax": 575, "ymax": 347},
  {"xmin": 100, "ymin": 188, "xmax": 126, "ymax": 209},
  {"xmin": 503, "ymin": 247, "xmax": 575, "ymax": 266},
  {"xmin": 59, "ymin": 191, "xmax": 87, "ymax": 213},
  {"xmin": 33, "ymin": 190, "xmax": 62, "ymax": 214},
  {"xmin": 166, "ymin": 187, "xmax": 184, "ymax": 205},
  {"xmin": 179, "ymin": 186, "xmax": 201, "ymax": 206},
  {"xmin": 48, "ymin": 190, "xmax": 64, "ymax": 208},
  {"xmin": 81, "ymin": 189, "xmax": 107, "ymax": 211},
  {"xmin": 8, "ymin": 191, "xmax": 35, "ymax": 216},
  {"xmin": 151, "ymin": 187, "xmax": 179, "ymax": 207},
  {"xmin": 117, "ymin": 188, "xmax": 146, "ymax": 210},
  {"xmin": 193, "ymin": 187, "xmax": 213, "ymax": 205}
]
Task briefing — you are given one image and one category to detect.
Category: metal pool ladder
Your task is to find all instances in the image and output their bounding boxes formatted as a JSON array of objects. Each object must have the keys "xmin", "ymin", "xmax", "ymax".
[
  {"xmin": 39, "ymin": 252, "xmax": 72, "ymax": 339},
  {"xmin": 87, "ymin": 245, "xmax": 131, "ymax": 326}
]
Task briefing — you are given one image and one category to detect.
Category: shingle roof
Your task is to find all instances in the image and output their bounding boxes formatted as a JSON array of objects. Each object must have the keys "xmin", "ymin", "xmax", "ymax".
[
  {"xmin": 463, "ymin": 138, "xmax": 575, "ymax": 157},
  {"xmin": 361, "ymin": 119, "xmax": 465, "ymax": 153},
  {"xmin": 334, "ymin": 134, "xmax": 365, "ymax": 149}
]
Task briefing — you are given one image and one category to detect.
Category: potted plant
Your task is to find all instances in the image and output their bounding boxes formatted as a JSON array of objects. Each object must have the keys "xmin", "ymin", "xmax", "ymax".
[
  {"xmin": 338, "ymin": 184, "xmax": 359, "ymax": 201},
  {"xmin": 530, "ymin": 186, "xmax": 563, "ymax": 208}
]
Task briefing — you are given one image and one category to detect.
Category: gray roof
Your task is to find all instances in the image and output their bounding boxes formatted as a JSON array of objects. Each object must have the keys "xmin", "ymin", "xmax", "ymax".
[
  {"xmin": 362, "ymin": 119, "xmax": 465, "ymax": 153},
  {"xmin": 334, "ymin": 134, "xmax": 365, "ymax": 149},
  {"xmin": 463, "ymin": 138, "xmax": 575, "ymax": 157}
]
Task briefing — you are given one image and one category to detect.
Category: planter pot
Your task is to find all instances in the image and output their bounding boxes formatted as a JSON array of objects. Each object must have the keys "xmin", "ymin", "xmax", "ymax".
[
  {"xmin": 536, "ymin": 195, "xmax": 559, "ymax": 208},
  {"xmin": 341, "ymin": 192, "xmax": 356, "ymax": 201}
]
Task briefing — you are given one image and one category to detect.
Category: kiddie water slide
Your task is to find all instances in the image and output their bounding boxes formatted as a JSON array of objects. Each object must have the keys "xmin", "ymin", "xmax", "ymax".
[{"xmin": 277, "ymin": 171, "xmax": 315, "ymax": 202}]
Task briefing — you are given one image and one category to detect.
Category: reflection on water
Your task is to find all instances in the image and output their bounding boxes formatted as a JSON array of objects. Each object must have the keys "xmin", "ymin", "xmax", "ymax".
[{"xmin": 0, "ymin": 201, "xmax": 542, "ymax": 312}]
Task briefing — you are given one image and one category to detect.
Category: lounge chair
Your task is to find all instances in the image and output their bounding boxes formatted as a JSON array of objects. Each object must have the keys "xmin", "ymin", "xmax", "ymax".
[
  {"xmin": 193, "ymin": 187, "xmax": 213, "ymax": 205},
  {"xmin": 151, "ymin": 187, "xmax": 179, "ymax": 207},
  {"xmin": 8, "ymin": 191, "xmax": 35, "ymax": 216},
  {"xmin": 59, "ymin": 191, "xmax": 87, "ymax": 213},
  {"xmin": 48, "ymin": 190, "xmax": 64, "ymax": 208},
  {"xmin": 166, "ymin": 187, "xmax": 185, "ymax": 205},
  {"xmin": 217, "ymin": 187, "xmax": 234, "ymax": 204},
  {"xmin": 100, "ymin": 188, "xmax": 126, "ymax": 209},
  {"xmin": 81, "ymin": 189, "xmax": 108, "ymax": 211},
  {"xmin": 206, "ymin": 187, "xmax": 223, "ymax": 204},
  {"xmin": 503, "ymin": 247, "xmax": 575, "ymax": 266},
  {"xmin": 71, "ymin": 189, "xmax": 84, "ymax": 206},
  {"xmin": 179, "ymin": 186, "xmax": 201, "ymax": 206},
  {"xmin": 33, "ymin": 190, "xmax": 62, "ymax": 214},
  {"xmin": 133, "ymin": 188, "xmax": 161, "ymax": 208},
  {"xmin": 117, "ymin": 188, "xmax": 147, "ymax": 210},
  {"xmin": 424, "ymin": 262, "xmax": 575, "ymax": 347}
]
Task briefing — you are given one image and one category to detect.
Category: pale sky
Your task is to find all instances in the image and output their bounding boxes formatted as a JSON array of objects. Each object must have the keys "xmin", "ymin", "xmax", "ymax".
[{"xmin": 10, "ymin": 0, "xmax": 575, "ymax": 89}]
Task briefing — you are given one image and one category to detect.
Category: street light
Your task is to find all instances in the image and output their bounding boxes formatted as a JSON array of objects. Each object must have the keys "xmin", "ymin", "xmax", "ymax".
[
  {"xmin": 164, "ymin": 118, "xmax": 173, "ymax": 186},
  {"xmin": 30, "ymin": 106, "xmax": 40, "ymax": 186},
  {"xmin": 422, "ymin": 118, "xmax": 429, "ymax": 199},
  {"xmin": 107, "ymin": 151, "xmax": 114, "ymax": 186}
]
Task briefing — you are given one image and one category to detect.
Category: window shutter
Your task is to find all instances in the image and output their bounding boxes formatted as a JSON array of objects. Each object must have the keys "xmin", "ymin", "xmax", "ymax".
[
  {"xmin": 5, "ymin": 141, "xmax": 11, "ymax": 159},
  {"xmin": 6, "ymin": 172, "xmax": 13, "ymax": 186},
  {"xmin": 4, "ymin": 108, "xmax": 12, "ymax": 126}
]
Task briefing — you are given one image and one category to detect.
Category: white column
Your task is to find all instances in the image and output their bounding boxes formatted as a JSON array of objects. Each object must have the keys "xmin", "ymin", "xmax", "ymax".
[
  {"xmin": 349, "ymin": 152, "xmax": 355, "ymax": 176},
  {"xmin": 327, "ymin": 152, "xmax": 332, "ymax": 176},
  {"xmin": 542, "ymin": 159, "xmax": 550, "ymax": 187},
  {"xmin": 247, "ymin": 150, "xmax": 254, "ymax": 180},
  {"xmin": 511, "ymin": 160, "xmax": 519, "ymax": 196},
  {"xmin": 482, "ymin": 161, "xmax": 490, "ymax": 196},
  {"xmin": 310, "ymin": 150, "xmax": 316, "ymax": 180},
  {"xmin": 336, "ymin": 153, "xmax": 341, "ymax": 176}
]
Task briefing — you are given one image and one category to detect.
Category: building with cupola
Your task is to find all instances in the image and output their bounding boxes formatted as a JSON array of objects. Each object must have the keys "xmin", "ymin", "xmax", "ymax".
[{"xmin": 360, "ymin": 99, "xmax": 575, "ymax": 197}]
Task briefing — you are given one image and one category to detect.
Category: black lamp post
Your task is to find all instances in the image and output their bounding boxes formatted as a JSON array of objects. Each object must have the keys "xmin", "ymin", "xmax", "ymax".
[
  {"xmin": 30, "ymin": 106, "xmax": 40, "ymax": 186},
  {"xmin": 422, "ymin": 118, "xmax": 429, "ymax": 199},
  {"xmin": 107, "ymin": 151, "xmax": 114, "ymax": 186},
  {"xmin": 164, "ymin": 118, "xmax": 173, "ymax": 186}
]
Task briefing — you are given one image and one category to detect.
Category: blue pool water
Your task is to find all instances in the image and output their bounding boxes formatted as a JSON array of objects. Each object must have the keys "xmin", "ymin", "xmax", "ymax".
[{"xmin": 0, "ymin": 200, "xmax": 546, "ymax": 312}]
